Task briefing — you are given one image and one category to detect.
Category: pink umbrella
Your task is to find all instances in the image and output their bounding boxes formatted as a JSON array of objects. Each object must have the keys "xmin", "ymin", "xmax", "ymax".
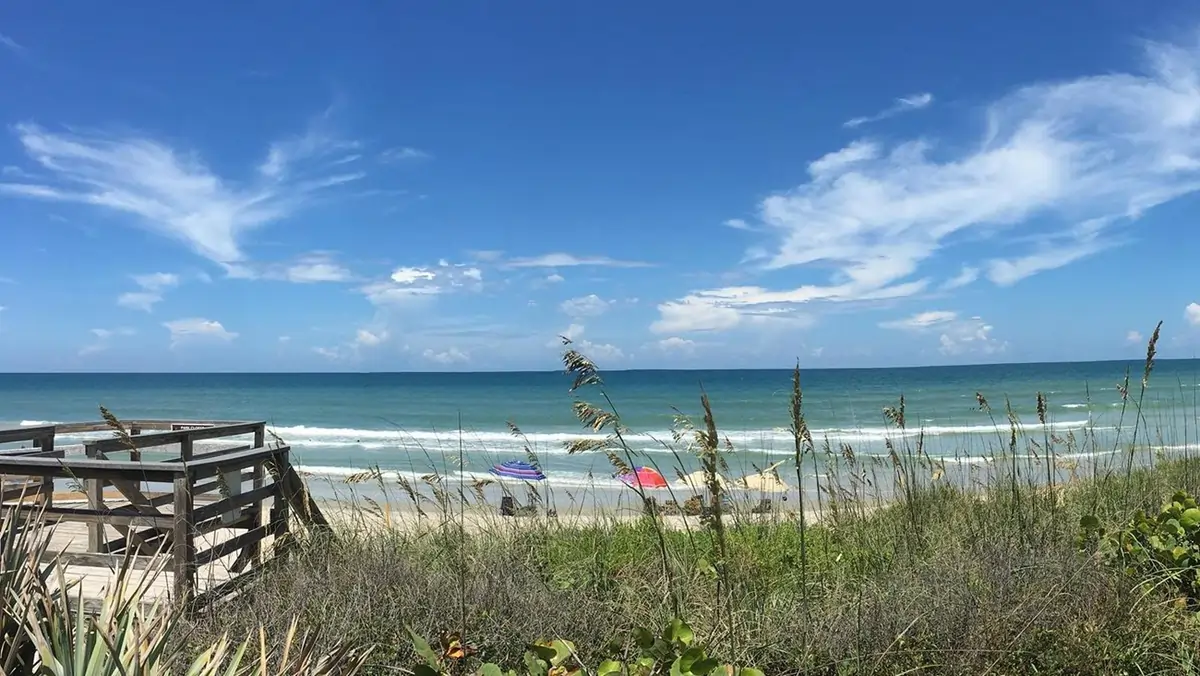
[{"xmin": 619, "ymin": 466, "xmax": 668, "ymax": 489}]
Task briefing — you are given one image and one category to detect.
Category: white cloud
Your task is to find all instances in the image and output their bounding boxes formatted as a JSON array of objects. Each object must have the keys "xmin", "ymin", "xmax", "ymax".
[
  {"xmin": 380, "ymin": 147, "xmax": 431, "ymax": 163},
  {"xmin": 117, "ymin": 292, "xmax": 163, "ymax": 312},
  {"xmin": 545, "ymin": 273, "xmax": 564, "ymax": 283},
  {"xmin": 313, "ymin": 346, "xmax": 343, "ymax": 360},
  {"xmin": 0, "ymin": 33, "xmax": 24, "ymax": 55},
  {"xmin": 1187, "ymin": 302, "xmax": 1200, "ymax": 326},
  {"xmin": 652, "ymin": 297, "xmax": 741, "ymax": 334},
  {"xmin": 506, "ymin": 253, "xmax": 650, "ymax": 268},
  {"xmin": 723, "ymin": 218, "xmax": 754, "ymax": 231},
  {"xmin": 282, "ymin": 255, "xmax": 352, "ymax": 283},
  {"xmin": 0, "ymin": 123, "xmax": 364, "ymax": 263},
  {"xmin": 117, "ymin": 272, "xmax": 180, "ymax": 312},
  {"xmin": 554, "ymin": 324, "xmax": 625, "ymax": 361},
  {"xmin": 1126, "ymin": 330, "xmax": 1144, "ymax": 344},
  {"xmin": 355, "ymin": 328, "xmax": 388, "ymax": 347},
  {"xmin": 79, "ymin": 327, "xmax": 136, "ymax": 356},
  {"xmin": 938, "ymin": 317, "xmax": 1004, "ymax": 356},
  {"xmin": 163, "ymin": 318, "xmax": 237, "ymax": 347},
  {"xmin": 279, "ymin": 335, "xmax": 292, "ymax": 343},
  {"xmin": 844, "ymin": 92, "xmax": 934, "ymax": 128},
  {"xmin": 880, "ymin": 310, "xmax": 958, "ymax": 330},
  {"xmin": 650, "ymin": 283, "xmax": 889, "ymax": 335},
  {"xmin": 881, "ymin": 310, "xmax": 1005, "ymax": 356},
  {"xmin": 942, "ymin": 266, "xmax": 980, "ymax": 290},
  {"xmin": 462, "ymin": 267, "xmax": 483, "ymax": 282},
  {"xmin": 390, "ymin": 267, "xmax": 437, "ymax": 284},
  {"xmin": 423, "ymin": 347, "xmax": 469, "ymax": 364},
  {"xmin": 657, "ymin": 336, "xmax": 696, "ymax": 354},
  {"xmin": 560, "ymin": 294, "xmax": 611, "ymax": 318},
  {"xmin": 683, "ymin": 34, "xmax": 1200, "ymax": 319}
]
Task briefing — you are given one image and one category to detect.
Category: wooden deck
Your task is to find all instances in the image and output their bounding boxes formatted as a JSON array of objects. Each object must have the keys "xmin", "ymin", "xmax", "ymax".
[{"xmin": 0, "ymin": 420, "xmax": 329, "ymax": 612}]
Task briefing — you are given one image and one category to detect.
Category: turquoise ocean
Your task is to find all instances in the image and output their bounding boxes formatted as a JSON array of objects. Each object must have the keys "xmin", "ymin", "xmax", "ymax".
[{"xmin": 3, "ymin": 360, "xmax": 1200, "ymax": 497}]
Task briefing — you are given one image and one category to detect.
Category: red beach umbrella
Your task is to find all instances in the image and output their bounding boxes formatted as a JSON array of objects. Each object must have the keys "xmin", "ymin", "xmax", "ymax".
[{"xmin": 619, "ymin": 466, "xmax": 668, "ymax": 489}]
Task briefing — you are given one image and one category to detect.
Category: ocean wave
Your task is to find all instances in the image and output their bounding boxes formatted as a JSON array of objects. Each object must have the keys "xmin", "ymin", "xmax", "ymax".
[{"xmin": 271, "ymin": 419, "xmax": 1100, "ymax": 453}]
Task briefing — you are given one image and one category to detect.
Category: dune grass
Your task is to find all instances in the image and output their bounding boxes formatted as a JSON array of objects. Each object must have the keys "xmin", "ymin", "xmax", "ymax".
[{"xmin": 173, "ymin": 329, "xmax": 1200, "ymax": 674}]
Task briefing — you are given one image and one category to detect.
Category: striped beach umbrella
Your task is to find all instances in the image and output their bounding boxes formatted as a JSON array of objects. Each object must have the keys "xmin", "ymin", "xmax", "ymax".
[
  {"xmin": 489, "ymin": 459, "xmax": 546, "ymax": 481},
  {"xmin": 619, "ymin": 466, "xmax": 668, "ymax": 489}
]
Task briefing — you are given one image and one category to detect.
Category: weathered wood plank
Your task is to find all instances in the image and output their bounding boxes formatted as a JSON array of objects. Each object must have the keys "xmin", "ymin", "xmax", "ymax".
[
  {"xmin": 194, "ymin": 469, "xmax": 254, "ymax": 497},
  {"xmin": 0, "ymin": 456, "xmax": 181, "ymax": 483},
  {"xmin": 166, "ymin": 443, "xmax": 252, "ymax": 464},
  {"xmin": 173, "ymin": 476, "xmax": 195, "ymax": 606},
  {"xmin": 195, "ymin": 523, "xmax": 271, "ymax": 567},
  {"xmin": 1, "ymin": 504, "xmax": 174, "ymax": 528},
  {"xmin": 59, "ymin": 552, "xmax": 159, "ymax": 570},
  {"xmin": 85, "ymin": 422, "xmax": 265, "ymax": 455},
  {"xmin": 186, "ymin": 447, "xmax": 280, "ymax": 479},
  {"xmin": 193, "ymin": 483, "xmax": 279, "ymax": 524},
  {"xmin": 0, "ymin": 426, "xmax": 56, "ymax": 444}
]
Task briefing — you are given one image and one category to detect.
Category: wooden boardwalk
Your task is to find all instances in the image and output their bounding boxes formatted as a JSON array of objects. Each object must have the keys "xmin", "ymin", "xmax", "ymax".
[{"xmin": 0, "ymin": 420, "xmax": 329, "ymax": 612}]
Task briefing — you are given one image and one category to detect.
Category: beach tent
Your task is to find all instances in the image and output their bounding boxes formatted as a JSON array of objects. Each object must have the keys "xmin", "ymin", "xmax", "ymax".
[
  {"xmin": 732, "ymin": 461, "xmax": 788, "ymax": 492},
  {"xmin": 677, "ymin": 470, "xmax": 728, "ymax": 492},
  {"xmin": 489, "ymin": 460, "xmax": 546, "ymax": 481},
  {"xmin": 619, "ymin": 466, "xmax": 668, "ymax": 489}
]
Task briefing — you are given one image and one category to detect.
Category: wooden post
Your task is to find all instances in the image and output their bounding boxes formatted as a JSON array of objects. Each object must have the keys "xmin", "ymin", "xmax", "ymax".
[
  {"xmin": 272, "ymin": 449, "xmax": 290, "ymax": 541},
  {"xmin": 172, "ymin": 472, "xmax": 195, "ymax": 607},
  {"xmin": 129, "ymin": 425, "xmax": 141, "ymax": 461},
  {"xmin": 179, "ymin": 433, "xmax": 194, "ymax": 462},
  {"xmin": 249, "ymin": 460, "xmax": 264, "ymax": 567},
  {"xmin": 85, "ymin": 444, "xmax": 104, "ymax": 553},
  {"xmin": 38, "ymin": 432, "xmax": 54, "ymax": 507},
  {"xmin": 253, "ymin": 424, "xmax": 265, "ymax": 449}
]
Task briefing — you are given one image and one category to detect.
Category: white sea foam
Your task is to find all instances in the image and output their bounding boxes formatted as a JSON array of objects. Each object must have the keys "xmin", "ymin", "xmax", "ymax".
[{"xmin": 270, "ymin": 419, "xmax": 1100, "ymax": 454}]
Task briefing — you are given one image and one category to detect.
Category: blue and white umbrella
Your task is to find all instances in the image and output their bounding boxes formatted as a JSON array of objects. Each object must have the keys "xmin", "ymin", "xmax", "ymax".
[{"xmin": 489, "ymin": 459, "xmax": 546, "ymax": 481}]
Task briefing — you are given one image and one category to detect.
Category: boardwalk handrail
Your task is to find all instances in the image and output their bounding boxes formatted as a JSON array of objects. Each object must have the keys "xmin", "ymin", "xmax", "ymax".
[
  {"xmin": 0, "ymin": 419, "xmax": 324, "ymax": 610},
  {"xmin": 84, "ymin": 422, "xmax": 266, "ymax": 456},
  {"xmin": 0, "ymin": 425, "xmax": 55, "ymax": 446}
]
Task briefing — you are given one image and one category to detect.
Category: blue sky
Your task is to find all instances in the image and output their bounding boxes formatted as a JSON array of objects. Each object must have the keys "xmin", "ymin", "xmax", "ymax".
[{"xmin": 3, "ymin": 1, "xmax": 1200, "ymax": 372}]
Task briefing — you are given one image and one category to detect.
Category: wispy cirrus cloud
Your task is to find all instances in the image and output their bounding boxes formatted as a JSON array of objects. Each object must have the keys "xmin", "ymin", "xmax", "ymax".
[
  {"xmin": 0, "ymin": 33, "xmax": 24, "ymax": 56},
  {"xmin": 656, "ymin": 33, "xmax": 1200, "ymax": 332},
  {"xmin": 117, "ymin": 272, "xmax": 179, "ymax": 312},
  {"xmin": 79, "ymin": 327, "xmax": 136, "ymax": 356},
  {"xmin": 505, "ymin": 253, "xmax": 652, "ymax": 269},
  {"xmin": 843, "ymin": 92, "xmax": 934, "ymax": 128},
  {"xmin": 0, "ymin": 122, "xmax": 365, "ymax": 264},
  {"xmin": 379, "ymin": 146, "xmax": 431, "ymax": 163}
]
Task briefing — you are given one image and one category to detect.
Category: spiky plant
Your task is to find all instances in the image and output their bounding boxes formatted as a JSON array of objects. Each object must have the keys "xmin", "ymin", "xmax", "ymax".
[{"xmin": 0, "ymin": 506, "xmax": 371, "ymax": 675}]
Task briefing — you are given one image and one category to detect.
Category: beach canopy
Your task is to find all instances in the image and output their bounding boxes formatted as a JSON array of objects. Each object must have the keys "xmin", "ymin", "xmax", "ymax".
[
  {"xmin": 619, "ymin": 466, "xmax": 668, "ymax": 489},
  {"xmin": 732, "ymin": 461, "xmax": 788, "ymax": 492},
  {"xmin": 678, "ymin": 470, "xmax": 728, "ymax": 491},
  {"xmin": 489, "ymin": 459, "xmax": 546, "ymax": 481}
]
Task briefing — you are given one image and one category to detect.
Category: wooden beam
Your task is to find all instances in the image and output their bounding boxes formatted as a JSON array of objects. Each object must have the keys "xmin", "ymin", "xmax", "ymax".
[
  {"xmin": 0, "ymin": 425, "xmax": 56, "ymax": 444},
  {"xmin": 166, "ymin": 443, "xmax": 252, "ymax": 464},
  {"xmin": 58, "ymin": 552, "xmax": 158, "ymax": 570},
  {"xmin": 172, "ymin": 475, "xmax": 195, "ymax": 606},
  {"xmin": 85, "ymin": 422, "xmax": 266, "ymax": 455},
  {"xmin": 195, "ymin": 523, "xmax": 272, "ymax": 567},
  {"xmin": 192, "ymin": 483, "xmax": 279, "ymax": 523},
  {"xmin": 185, "ymin": 447, "xmax": 280, "ymax": 479},
  {"xmin": 2, "ymin": 504, "xmax": 174, "ymax": 528},
  {"xmin": 0, "ymin": 456, "xmax": 180, "ymax": 483}
]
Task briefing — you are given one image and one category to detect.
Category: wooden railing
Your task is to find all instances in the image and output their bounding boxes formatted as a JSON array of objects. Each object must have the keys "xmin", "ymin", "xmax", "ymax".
[{"xmin": 0, "ymin": 420, "xmax": 327, "ymax": 608}]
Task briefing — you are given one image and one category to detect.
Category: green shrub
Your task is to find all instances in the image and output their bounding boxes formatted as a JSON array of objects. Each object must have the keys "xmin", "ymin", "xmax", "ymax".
[{"xmin": 1084, "ymin": 490, "xmax": 1200, "ymax": 603}]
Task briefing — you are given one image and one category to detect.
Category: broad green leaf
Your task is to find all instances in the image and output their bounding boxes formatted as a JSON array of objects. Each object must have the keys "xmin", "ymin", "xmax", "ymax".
[
  {"xmin": 406, "ymin": 627, "xmax": 441, "ymax": 667},
  {"xmin": 597, "ymin": 659, "xmax": 625, "ymax": 676},
  {"xmin": 480, "ymin": 664, "xmax": 505, "ymax": 676},
  {"xmin": 738, "ymin": 668, "xmax": 766, "ymax": 676},
  {"xmin": 1181, "ymin": 507, "xmax": 1200, "ymax": 529}
]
